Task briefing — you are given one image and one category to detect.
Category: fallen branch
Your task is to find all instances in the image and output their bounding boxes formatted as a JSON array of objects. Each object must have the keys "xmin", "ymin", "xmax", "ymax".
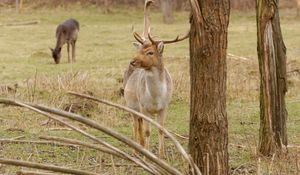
[
  {"xmin": 39, "ymin": 136, "xmax": 126, "ymax": 160},
  {"xmin": 10, "ymin": 135, "xmax": 25, "ymax": 140},
  {"xmin": 0, "ymin": 158, "xmax": 98, "ymax": 175},
  {"xmin": 68, "ymin": 91, "xmax": 201, "ymax": 175},
  {"xmin": 0, "ymin": 99, "xmax": 159, "ymax": 175},
  {"xmin": 16, "ymin": 170, "xmax": 58, "ymax": 175},
  {"xmin": 169, "ymin": 131, "xmax": 189, "ymax": 140},
  {"xmin": 287, "ymin": 68, "xmax": 300, "ymax": 74},
  {"xmin": 5, "ymin": 128, "xmax": 25, "ymax": 132},
  {"xmin": 22, "ymin": 99, "xmax": 179, "ymax": 175},
  {"xmin": 227, "ymin": 53, "xmax": 250, "ymax": 61},
  {"xmin": 0, "ymin": 20, "xmax": 40, "ymax": 27},
  {"xmin": 0, "ymin": 139, "xmax": 77, "ymax": 147},
  {"xmin": 48, "ymin": 128, "xmax": 73, "ymax": 131}
]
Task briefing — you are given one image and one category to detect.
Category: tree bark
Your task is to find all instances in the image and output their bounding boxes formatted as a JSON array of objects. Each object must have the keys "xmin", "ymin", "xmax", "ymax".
[
  {"xmin": 189, "ymin": 0, "xmax": 230, "ymax": 174},
  {"xmin": 256, "ymin": 0, "xmax": 288, "ymax": 156},
  {"xmin": 161, "ymin": 0, "xmax": 174, "ymax": 24}
]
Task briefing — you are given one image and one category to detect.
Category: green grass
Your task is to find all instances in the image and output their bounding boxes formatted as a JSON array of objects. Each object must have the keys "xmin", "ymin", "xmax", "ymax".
[{"xmin": 0, "ymin": 5, "xmax": 300, "ymax": 174}]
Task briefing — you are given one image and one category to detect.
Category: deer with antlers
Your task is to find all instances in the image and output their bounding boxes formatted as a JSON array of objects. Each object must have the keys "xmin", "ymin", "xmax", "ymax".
[{"xmin": 123, "ymin": 0, "xmax": 188, "ymax": 158}]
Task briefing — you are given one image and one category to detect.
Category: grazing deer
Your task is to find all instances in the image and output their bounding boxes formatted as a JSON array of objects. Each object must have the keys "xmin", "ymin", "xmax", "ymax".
[
  {"xmin": 123, "ymin": 0, "xmax": 188, "ymax": 158},
  {"xmin": 50, "ymin": 18, "xmax": 79, "ymax": 64}
]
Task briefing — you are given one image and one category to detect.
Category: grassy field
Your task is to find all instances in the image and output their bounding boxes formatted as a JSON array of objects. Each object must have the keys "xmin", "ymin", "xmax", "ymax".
[{"xmin": 0, "ymin": 5, "xmax": 300, "ymax": 174}]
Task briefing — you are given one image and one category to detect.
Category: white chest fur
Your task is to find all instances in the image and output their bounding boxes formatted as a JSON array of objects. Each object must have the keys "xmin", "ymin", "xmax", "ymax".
[{"xmin": 137, "ymin": 68, "xmax": 171, "ymax": 113}]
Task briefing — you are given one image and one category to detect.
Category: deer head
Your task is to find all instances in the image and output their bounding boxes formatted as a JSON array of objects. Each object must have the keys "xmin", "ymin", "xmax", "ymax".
[
  {"xmin": 130, "ymin": 0, "xmax": 189, "ymax": 70},
  {"xmin": 50, "ymin": 47, "xmax": 61, "ymax": 64},
  {"xmin": 131, "ymin": 33, "xmax": 189, "ymax": 70}
]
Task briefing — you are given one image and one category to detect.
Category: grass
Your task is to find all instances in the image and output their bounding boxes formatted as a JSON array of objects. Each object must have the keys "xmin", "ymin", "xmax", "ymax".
[{"xmin": 0, "ymin": 5, "xmax": 300, "ymax": 174}]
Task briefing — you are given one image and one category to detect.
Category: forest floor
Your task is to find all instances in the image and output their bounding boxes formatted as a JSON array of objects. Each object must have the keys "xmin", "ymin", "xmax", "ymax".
[{"xmin": 0, "ymin": 5, "xmax": 300, "ymax": 174}]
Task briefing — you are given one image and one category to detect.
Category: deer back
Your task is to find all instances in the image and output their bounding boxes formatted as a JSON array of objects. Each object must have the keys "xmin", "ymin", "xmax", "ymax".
[{"xmin": 55, "ymin": 19, "xmax": 79, "ymax": 48}]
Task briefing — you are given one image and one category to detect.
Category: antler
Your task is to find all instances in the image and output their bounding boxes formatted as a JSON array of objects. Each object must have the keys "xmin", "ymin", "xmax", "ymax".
[
  {"xmin": 133, "ymin": 0, "xmax": 153, "ymax": 44},
  {"xmin": 148, "ymin": 31, "xmax": 190, "ymax": 44},
  {"xmin": 133, "ymin": 31, "xmax": 144, "ymax": 44},
  {"xmin": 161, "ymin": 31, "xmax": 190, "ymax": 44},
  {"xmin": 133, "ymin": 0, "xmax": 189, "ymax": 45},
  {"xmin": 142, "ymin": 0, "xmax": 154, "ymax": 40}
]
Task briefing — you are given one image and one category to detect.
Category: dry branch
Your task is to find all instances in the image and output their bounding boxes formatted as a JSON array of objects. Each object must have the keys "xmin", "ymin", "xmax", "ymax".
[
  {"xmin": 0, "ymin": 139, "xmax": 77, "ymax": 147},
  {"xmin": 0, "ymin": 158, "xmax": 98, "ymax": 175},
  {"xmin": 169, "ymin": 131, "xmax": 189, "ymax": 140},
  {"xmin": 25, "ymin": 99, "xmax": 179, "ymax": 175},
  {"xmin": 39, "ymin": 136, "xmax": 126, "ymax": 160},
  {"xmin": 227, "ymin": 53, "xmax": 249, "ymax": 61},
  {"xmin": 67, "ymin": 91, "xmax": 201, "ymax": 175},
  {"xmin": 0, "ymin": 20, "xmax": 40, "ymax": 27},
  {"xmin": 0, "ymin": 99, "xmax": 160, "ymax": 175},
  {"xmin": 287, "ymin": 68, "xmax": 300, "ymax": 74},
  {"xmin": 16, "ymin": 170, "xmax": 59, "ymax": 175}
]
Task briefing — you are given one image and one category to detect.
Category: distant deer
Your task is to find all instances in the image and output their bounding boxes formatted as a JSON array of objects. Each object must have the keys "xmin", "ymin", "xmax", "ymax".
[
  {"xmin": 50, "ymin": 18, "xmax": 79, "ymax": 64},
  {"xmin": 123, "ymin": 0, "xmax": 188, "ymax": 158}
]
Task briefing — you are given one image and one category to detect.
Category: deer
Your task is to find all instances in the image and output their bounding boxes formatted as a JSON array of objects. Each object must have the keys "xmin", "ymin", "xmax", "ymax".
[
  {"xmin": 50, "ymin": 18, "xmax": 79, "ymax": 64},
  {"xmin": 123, "ymin": 0, "xmax": 189, "ymax": 159}
]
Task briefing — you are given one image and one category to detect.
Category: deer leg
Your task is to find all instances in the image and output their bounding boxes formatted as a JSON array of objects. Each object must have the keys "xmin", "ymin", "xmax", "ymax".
[
  {"xmin": 132, "ymin": 115, "xmax": 141, "ymax": 155},
  {"xmin": 140, "ymin": 108, "xmax": 152, "ymax": 150},
  {"xmin": 67, "ymin": 43, "xmax": 70, "ymax": 63},
  {"xmin": 144, "ymin": 120, "xmax": 151, "ymax": 150},
  {"xmin": 133, "ymin": 116, "xmax": 139, "ymax": 143},
  {"xmin": 138, "ymin": 117, "xmax": 145, "ymax": 147},
  {"xmin": 158, "ymin": 109, "xmax": 166, "ymax": 159},
  {"xmin": 72, "ymin": 40, "xmax": 76, "ymax": 62}
]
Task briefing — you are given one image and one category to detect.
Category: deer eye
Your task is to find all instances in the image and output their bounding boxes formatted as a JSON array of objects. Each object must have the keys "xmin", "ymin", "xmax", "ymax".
[{"xmin": 146, "ymin": 52, "xmax": 154, "ymax": 56}]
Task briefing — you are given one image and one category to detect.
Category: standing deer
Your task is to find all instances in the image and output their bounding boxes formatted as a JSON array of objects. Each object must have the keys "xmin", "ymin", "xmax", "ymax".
[
  {"xmin": 123, "ymin": 0, "xmax": 188, "ymax": 158},
  {"xmin": 50, "ymin": 18, "xmax": 79, "ymax": 64}
]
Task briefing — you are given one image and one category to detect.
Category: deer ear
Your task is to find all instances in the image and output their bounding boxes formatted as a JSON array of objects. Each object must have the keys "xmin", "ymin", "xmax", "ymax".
[
  {"xmin": 133, "ymin": 42, "xmax": 142, "ymax": 50},
  {"xmin": 49, "ymin": 47, "xmax": 54, "ymax": 52},
  {"xmin": 157, "ymin": 42, "xmax": 164, "ymax": 54}
]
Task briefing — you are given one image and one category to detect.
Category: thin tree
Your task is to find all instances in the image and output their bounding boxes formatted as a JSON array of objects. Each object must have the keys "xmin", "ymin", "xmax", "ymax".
[
  {"xmin": 189, "ymin": 0, "xmax": 230, "ymax": 174},
  {"xmin": 256, "ymin": 0, "xmax": 288, "ymax": 156},
  {"xmin": 161, "ymin": 0, "xmax": 174, "ymax": 24}
]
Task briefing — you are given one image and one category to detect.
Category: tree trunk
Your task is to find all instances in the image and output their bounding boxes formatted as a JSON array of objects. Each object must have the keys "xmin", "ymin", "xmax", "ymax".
[
  {"xmin": 256, "ymin": 0, "xmax": 288, "ymax": 156},
  {"xmin": 189, "ymin": 0, "xmax": 230, "ymax": 174},
  {"xmin": 104, "ymin": 0, "xmax": 111, "ymax": 14},
  {"xmin": 297, "ymin": 0, "xmax": 300, "ymax": 17},
  {"xmin": 161, "ymin": 0, "xmax": 174, "ymax": 24}
]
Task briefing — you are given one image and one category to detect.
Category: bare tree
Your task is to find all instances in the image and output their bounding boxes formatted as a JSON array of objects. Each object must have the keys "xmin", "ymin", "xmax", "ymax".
[
  {"xmin": 189, "ymin": 0, "xmax": 230, "ymax": 174},
  {"xmin": 161, "ymin": 0, "xmax": 174, "ymax": 24},
  {"xmin": 256, "ymin": 0, "xmax": 288, "ymax": 156}
]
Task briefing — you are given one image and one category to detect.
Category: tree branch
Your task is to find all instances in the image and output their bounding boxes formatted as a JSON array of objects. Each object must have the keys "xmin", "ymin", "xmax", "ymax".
[
  {"xmin": 0, "ymin": 98, "xmax": 160, "ymax": 175},
  {"xmin": 67, "ymin": 91, "xmax": 201, "ymax": 175},
  {"xmin": 0, "ymin": 158, "xmax": 98, "ymax": 175}
]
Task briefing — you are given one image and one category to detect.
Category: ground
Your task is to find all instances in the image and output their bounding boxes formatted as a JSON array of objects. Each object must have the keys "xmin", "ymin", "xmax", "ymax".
[{"xmin": 0, "ymin": 5, "xmax": 299, "ymax": 174}]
